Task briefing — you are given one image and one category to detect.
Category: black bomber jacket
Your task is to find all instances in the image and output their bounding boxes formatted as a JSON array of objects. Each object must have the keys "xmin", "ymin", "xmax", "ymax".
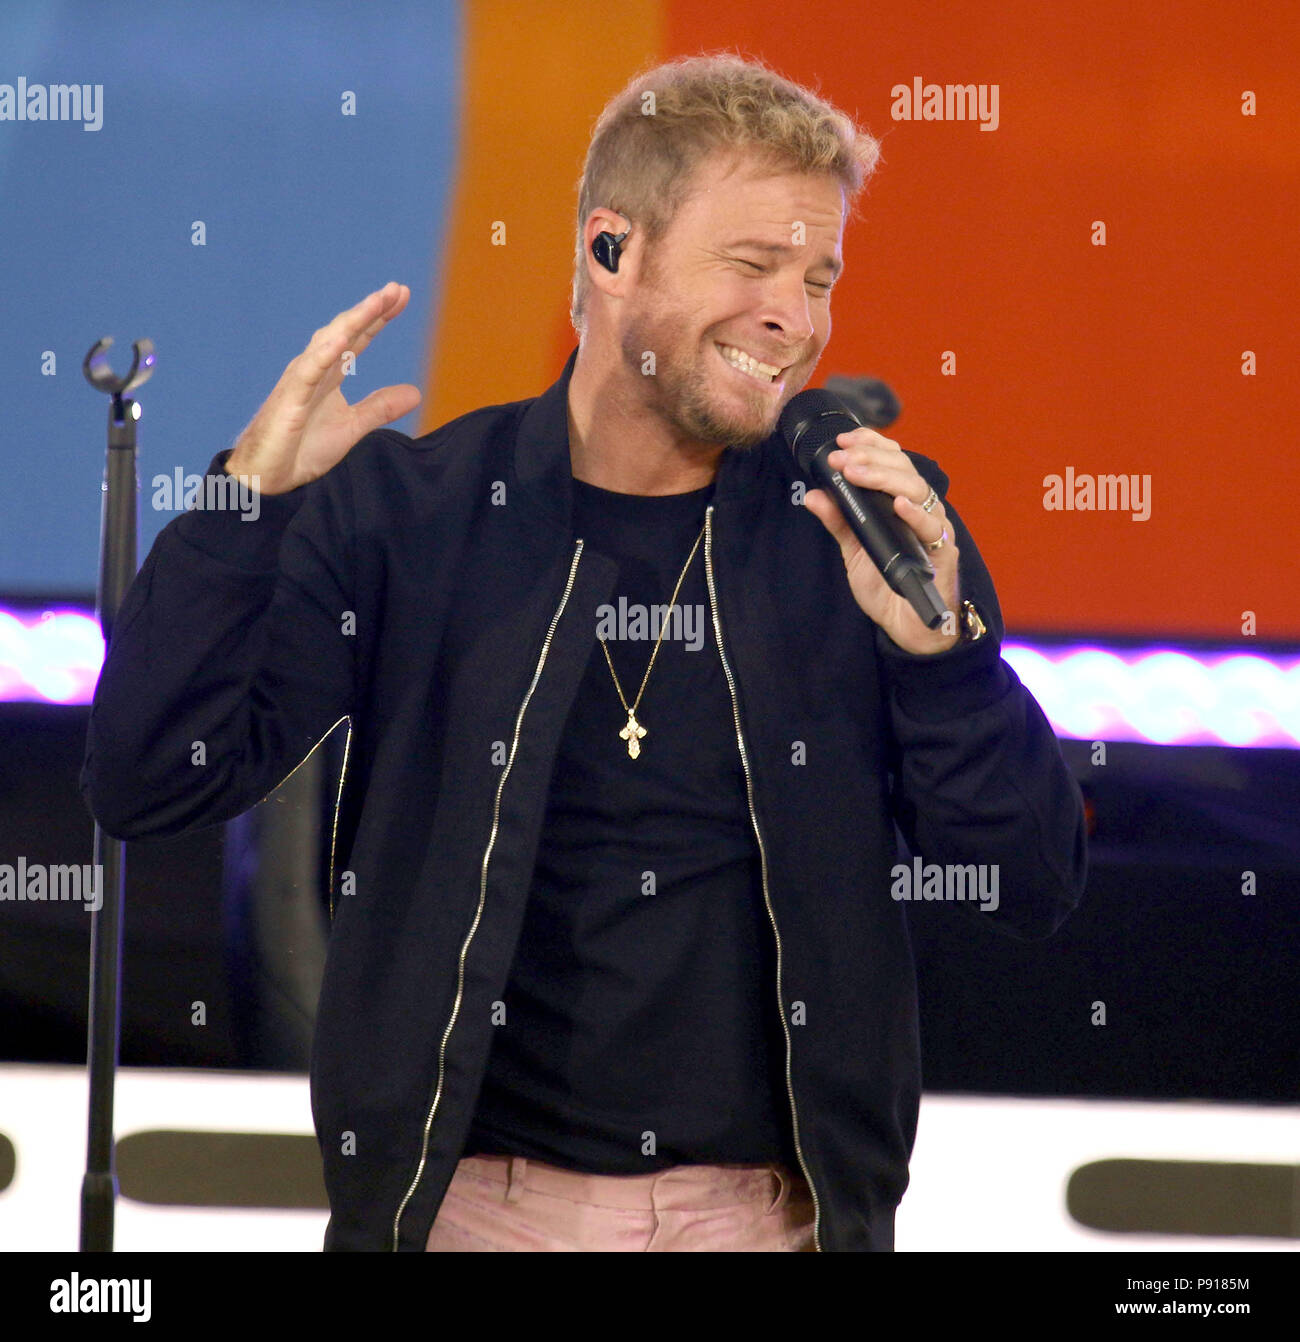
[{"xmin": 81, "ymin": 346, "xmax": 1088, "ymax": 1251}]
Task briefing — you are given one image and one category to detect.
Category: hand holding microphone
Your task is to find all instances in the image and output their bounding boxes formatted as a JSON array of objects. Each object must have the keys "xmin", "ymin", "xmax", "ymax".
[{"xmin": 780, "ymin": 389, "xmax": 962, "ymax": 656}]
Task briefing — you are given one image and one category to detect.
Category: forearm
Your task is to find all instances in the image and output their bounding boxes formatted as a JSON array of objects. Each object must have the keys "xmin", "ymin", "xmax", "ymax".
[{"xmin": 81, "ymin": 452, "xmax": 355, "ymax": 840}]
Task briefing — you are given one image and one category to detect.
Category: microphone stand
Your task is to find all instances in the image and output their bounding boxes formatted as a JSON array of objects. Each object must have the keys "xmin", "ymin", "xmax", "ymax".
[{"xmin": 79, "ymin": 336, "xmax": 155, "ymax": 1251}]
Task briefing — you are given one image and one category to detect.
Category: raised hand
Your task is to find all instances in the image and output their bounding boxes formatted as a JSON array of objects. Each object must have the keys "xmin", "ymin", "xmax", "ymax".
[{"xmin": 224, "ymin": 282, "xmax": 422, "ymax": 495}]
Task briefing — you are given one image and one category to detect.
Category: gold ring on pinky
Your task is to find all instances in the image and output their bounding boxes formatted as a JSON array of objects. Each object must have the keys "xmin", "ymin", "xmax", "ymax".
[
  {"xmin": 919, "ymin": 487, "xmax": 939, "ymax": 513},
  {"xmin": 924, "ymin": 527, "xmax": 949, "ymax": 552}
]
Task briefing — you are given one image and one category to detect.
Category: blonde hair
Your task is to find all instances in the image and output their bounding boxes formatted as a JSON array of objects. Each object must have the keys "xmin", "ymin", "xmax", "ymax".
[{"xmin": 570, "ymin": 51, "xmax": 881, "ymax": 334}]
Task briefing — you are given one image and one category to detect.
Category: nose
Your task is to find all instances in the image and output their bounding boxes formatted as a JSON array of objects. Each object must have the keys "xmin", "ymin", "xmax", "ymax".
[{"xmin": 759, "ymin": 274, "xmax": 816, "ymax": 349}]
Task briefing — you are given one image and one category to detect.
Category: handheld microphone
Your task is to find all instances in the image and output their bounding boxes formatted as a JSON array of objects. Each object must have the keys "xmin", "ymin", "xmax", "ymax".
[{"xmin": 779, "ymin": 389, "xmax": 949, "ymax": 630}]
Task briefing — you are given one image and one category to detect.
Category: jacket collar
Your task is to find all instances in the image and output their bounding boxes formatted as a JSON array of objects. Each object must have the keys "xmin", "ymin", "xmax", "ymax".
[{"xmin": 512, "ymin": 345, "xmax": 777, "ymax": 533}]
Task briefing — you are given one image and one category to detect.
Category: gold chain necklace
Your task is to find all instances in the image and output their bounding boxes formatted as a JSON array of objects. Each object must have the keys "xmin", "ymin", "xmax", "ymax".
[{"xmin": 598, "ymin": 520, "xmax": 706, "ymax": 759}]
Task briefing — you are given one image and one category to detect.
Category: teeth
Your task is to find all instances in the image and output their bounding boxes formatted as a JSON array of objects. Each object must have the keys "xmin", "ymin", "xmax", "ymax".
[{"xmin": 718, "ymin": 343, "xmax": 780, "ymax": 382}]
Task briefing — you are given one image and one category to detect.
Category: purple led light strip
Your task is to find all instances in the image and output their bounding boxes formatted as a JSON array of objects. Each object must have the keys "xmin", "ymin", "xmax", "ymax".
[{"xmin": 1, "ymin": 607, "xmax": 1296, "ymax": 748}]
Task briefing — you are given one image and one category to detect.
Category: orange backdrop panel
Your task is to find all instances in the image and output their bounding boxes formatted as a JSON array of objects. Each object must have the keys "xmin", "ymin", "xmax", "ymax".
[
  {"xmin": 427, "ymin": 1, "xmax": 1300, "ymax": 640},
  {"xmin": 420, "ymin": 0, "xmax": 661, "ymax": 430}
]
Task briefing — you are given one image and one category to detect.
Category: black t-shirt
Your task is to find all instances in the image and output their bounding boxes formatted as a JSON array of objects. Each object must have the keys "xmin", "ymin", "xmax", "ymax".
[{"xmin": 463, "ymin": 474, "xmax": 799, "ymax": 1172}]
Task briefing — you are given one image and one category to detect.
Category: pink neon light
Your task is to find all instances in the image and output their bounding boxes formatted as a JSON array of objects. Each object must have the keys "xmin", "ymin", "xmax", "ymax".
[
  {"xmin": 1002, "ymin": 643, "xmax": 1300, "ymax": 748},
  {"xmin": 0, "ymin": 607, "xmax": 1296, "ymax": 749},
  {"xmin": 0, "ymin": 608, "xmax": 104, "ymax": 705}
]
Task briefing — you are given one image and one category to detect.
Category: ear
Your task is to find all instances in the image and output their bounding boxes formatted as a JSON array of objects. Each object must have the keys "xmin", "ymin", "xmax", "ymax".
[
  {"xmin": 588, "ymin": 207, "xmax": 631, "ymax": 242},
  {"xmin": 584, "ymin": 209, "xmax": 634, "ymax": 295}
]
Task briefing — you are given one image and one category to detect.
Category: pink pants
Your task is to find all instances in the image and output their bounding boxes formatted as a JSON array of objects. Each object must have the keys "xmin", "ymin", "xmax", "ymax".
[{"xmin": 425, "ymin": 1153, "xmax": 817, "ymax": 1251}]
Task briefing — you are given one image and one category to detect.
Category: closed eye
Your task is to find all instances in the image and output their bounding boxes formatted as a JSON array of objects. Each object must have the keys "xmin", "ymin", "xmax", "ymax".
[{"xmin": 731, "ymin": 256, "xmax": 833, "ymax": 294}]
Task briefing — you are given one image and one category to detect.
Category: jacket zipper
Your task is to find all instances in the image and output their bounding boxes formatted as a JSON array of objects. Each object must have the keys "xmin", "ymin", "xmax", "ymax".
[
  {"xmin": 703, "ymin": 504, "xmax": 823, "ymax": 1252},
  {"xmin": 389, "ymin": 539, "xmax": 586, "ymax": 1250},
  {"xmin": 326, "ymin": 719, "xmax": 353, "ymax": 922}
]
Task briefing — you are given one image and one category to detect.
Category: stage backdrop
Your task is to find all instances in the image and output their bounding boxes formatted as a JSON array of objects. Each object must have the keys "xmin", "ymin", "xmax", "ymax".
[{"xmin": 3, "ymin": 0, "xmax": 1296, "ymax": 641}]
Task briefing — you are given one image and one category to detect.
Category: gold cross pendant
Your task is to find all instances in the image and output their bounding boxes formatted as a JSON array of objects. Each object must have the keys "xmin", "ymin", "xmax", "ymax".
[{"xmin": 619, "ymin": 711, "xmax": 647, "ymax": 759}]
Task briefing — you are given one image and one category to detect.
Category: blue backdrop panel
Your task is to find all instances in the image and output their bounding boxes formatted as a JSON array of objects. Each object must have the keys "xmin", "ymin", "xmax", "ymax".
[{"xmin": 0, "ymin": 0, "xmax": 460, "ymax": 594}]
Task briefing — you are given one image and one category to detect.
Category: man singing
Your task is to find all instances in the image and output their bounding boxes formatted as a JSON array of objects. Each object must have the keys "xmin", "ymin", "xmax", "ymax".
[{"xmin": 82, "ymin": 53, "xmax": 1087, "ymax": 1252}]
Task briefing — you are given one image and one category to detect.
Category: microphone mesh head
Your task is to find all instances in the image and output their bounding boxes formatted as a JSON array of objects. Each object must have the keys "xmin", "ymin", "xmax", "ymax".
[{"xmin": 778, "ymin": 389, "xmax": 862, "ymax": 474}]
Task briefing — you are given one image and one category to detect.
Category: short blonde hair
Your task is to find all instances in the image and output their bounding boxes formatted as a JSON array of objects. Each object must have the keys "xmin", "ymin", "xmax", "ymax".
[{"xmin": 570, "ymin": 51, "xmax": 881, "ymax": 333}]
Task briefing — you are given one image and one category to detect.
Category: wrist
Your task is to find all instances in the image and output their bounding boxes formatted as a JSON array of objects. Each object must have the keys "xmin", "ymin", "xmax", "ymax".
[{"xmin": 222, "ymin": 449, "xmax": 292, "ymax": 496}]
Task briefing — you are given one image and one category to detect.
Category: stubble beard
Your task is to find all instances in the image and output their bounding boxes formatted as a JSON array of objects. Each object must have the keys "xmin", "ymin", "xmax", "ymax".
[{"xmin": 620, "ymin": 287, "xmax": 786, "ymax": 453}]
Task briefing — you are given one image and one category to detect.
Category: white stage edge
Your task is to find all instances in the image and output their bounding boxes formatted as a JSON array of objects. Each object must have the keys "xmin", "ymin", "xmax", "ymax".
[{"xmin": 0, "ymin": 1064, "xmax": 1293, "ymax": 1252}]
